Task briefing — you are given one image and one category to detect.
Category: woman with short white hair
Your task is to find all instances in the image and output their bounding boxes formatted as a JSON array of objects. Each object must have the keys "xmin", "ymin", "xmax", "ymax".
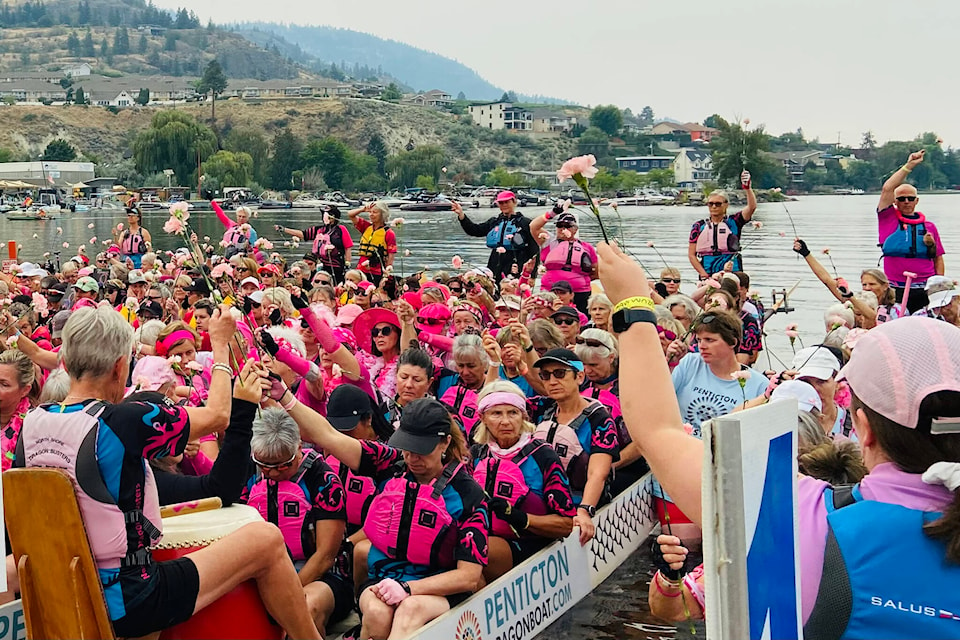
[{"xmin": 348, "ymin": 201, "xmax": 396, "ymax": 280}]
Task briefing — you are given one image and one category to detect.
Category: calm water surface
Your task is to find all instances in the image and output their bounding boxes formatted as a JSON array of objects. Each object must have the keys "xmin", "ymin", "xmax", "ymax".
[{"xmin": 5, "ymin": 194, "xmax": 957, "ymax": 638}]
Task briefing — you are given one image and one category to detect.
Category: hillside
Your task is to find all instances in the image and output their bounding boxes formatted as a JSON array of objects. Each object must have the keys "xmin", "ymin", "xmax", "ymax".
[
  {"xmin": 233, "ymin": 23, "xmax": 506, "ymax": 100},
  {"xmin": 0, "ymin": 98, "xmax": 576, "ymax": 175}
]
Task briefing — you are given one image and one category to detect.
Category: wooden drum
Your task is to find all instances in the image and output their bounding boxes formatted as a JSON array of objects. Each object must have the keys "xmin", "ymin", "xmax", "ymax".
[{"xmin": 152, "ymin": 504, "xmax": 283, "ymax": 640}]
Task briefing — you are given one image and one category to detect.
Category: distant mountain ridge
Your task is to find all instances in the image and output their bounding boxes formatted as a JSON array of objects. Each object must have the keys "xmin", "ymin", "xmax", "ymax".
[{"xmin": 231, "ymin": 22, "xmax": 570, "ymax": 104}]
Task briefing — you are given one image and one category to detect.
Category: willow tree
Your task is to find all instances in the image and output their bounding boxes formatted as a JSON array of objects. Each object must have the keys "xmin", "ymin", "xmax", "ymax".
[{"xmin": 132, "ymin": 111, "xmax": 218, "ymax": 187}]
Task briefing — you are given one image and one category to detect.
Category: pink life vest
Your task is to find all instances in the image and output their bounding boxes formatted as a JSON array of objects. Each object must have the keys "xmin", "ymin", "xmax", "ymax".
[
  {"xmin": 440, "ymin": 383, "xmax": 481, "ymax": 437},
  {"xmin": 325, "ymin": 454, "xmax": 376, "ymax": 528},
  {"xmin": 694, "ymin": 218, "xmax": 740, "ymax": 257},
  {"xmin": 120, "ymin": 228, "xmax": 147, "ymax": 256},
  {"xmin": 17, "ymin": 402, "xmax": 162, "ymax": 570},
  {"xmin": 363, "ymin": 461, "xmax": 461, "ymax": 567},
  {"xmin": 541, "ymin": 240, "xmax": 592, "ymax": 289},
  {"xmin": 533, "ymin": 402, "xmax": 605, "ymax": 490},
  {"xmin": 583, "ymin": 385, "xmax": 622, "ymax": 421},
  {"xmin": 245, "ymin": 450, "xmax": 319, "ymax": 562},
  {"xmin": 223, "ymin": 224, "xmax": 251, "ymax": 249},
  {"xmin": 473, "ymin": 441, "xmax": 548, "ymax": 539}
]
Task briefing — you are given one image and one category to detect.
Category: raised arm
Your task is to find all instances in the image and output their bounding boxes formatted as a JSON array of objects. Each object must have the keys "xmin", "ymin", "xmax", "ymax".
[
  {"xmin": 275, "ymin": 224, "xmax": 305, "ymax": 240},
  {"xmin": 529, "ymin": 209, "xmax": 555, "ymax": 247},
  {"xmin": 348, "ymin": 204, "xmax": 372, "ymax": 231},
  {"xmin": 452, "ymin": 200, "xmax": 492, "ymax": 237},
  {"xmin": 879, "ymin": 150, "xmax": 924, "ymax": 211},
  {"xmin": 281, "ymin": 386, "xmax": 364, "ymax": 470},
  {"xmin": 598, "ymin": 242, "xmax": 704, "ymax": 527},
  {"xmin": 794, "ymin": 238, "xmax": 877, "ymax": 326},
  {"xmin": 185, "ymin": 306, "xmax": 236, "ymax": 439},
  {"xmin": 740, "ymin": 170, "xmax": 757, "ymax": 221},
  {"xmin": 211, "ymin": 200, "xmax": 236, "ymax": 229},
  {"xmin": 11, "ymin": 333, "xmax": 59, "ymax": 370}
]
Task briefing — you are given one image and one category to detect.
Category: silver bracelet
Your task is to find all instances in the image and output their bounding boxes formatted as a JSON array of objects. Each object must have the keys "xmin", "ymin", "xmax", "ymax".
[{"xmin": 211, "ymin": 363, "xmax": 232, "ymax": 376}]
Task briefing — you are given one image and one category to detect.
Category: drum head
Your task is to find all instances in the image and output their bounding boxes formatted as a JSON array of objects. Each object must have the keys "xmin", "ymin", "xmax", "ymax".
[{"xmin": 155, "ymin": 504, "xmax": 264, "ymax": 549}]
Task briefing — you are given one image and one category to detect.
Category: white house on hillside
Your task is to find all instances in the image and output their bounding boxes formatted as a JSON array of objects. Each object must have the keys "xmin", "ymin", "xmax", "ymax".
[
  {"xmin": 468, "ymin": 102, "xmax": 532, "ymax": 131},
  {"xmin": 673, "ymin": 149, "xmax": 714, "ymax": 188}
]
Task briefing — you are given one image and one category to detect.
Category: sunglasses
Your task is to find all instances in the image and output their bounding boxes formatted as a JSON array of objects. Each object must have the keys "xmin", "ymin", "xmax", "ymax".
[
  {"xmin": 537, "ymin": 368, "xmax": 572, "ymax": 381},
  {"xmin": 313, "ymin": 277, "xmax": 331, "ymax": 285},
  {"xmin": 371, "ymin": 326, "xmax": 394, "ymax": 338},
  {"xmin": 448, "ymin": 287, "xmax": 463, "ymax": 294},
  {"xmin": 553, "ymin": 317, "xmax": 578, "ymax": 326},
  {"xmin": 707, "ymin": 201, "xmax": 725, "ymax": 207},
  {"xmin": 896, "ymin": 196, "xmax": 917, "ymax": 202},
  {"xmin": 148, "ymin": 294, "xmax": 162, "ymax": 301},
  {"xmin": 556, "ymin": 222, "xmax": 574, "ymax": 229},
  {"xmin": 661, "ymin": 278, "xmax": 681, "ymax": 284},
  {"xmin": 417, "ymin": 317, "xmax": 444, "ymax": 326},
  {"xmin": 237, "ymin": 267, "xmax": 252, "ymax": 273},
  {"xmin": 575, "ymin": 336, "xmax": 610, "ymax": 350},
  {"xmin": 657, "ymin": 326, "xmax": 677, "ymax": 341},
  {"xmin": 695, "ymin": 314, "xmax": 718, "ymax": 328},
  {"xmin": 251, "ymin": 450, "xmax": 298, "ymax": 471}
]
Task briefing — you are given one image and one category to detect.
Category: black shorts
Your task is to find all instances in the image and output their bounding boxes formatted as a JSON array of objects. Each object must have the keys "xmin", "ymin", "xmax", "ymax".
[
  {"xmin": 507, "ymin": 538, "xmax": 551, "ymax": 566},
  {"xmin": 320, "ymin": 573, "xmax": 356, "ymax": 625},
  {"xmin": 112, "ymin": 558, "xmax": 200, "ymax": 638}
]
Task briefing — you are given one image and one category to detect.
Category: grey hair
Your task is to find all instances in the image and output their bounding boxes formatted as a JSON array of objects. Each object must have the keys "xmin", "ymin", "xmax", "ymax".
[
  {"xmin": 797, "ymin": 410, "xmax": 828, "ymax": 450},
  {"xmin": 251, "ymin": 407, "xmax": 301, "ymax": 461},
  {"xmin": 573, "ymin": 328, "xmax": 619, "ymax": 361},
  {"xmin": 137, "ymin": 319, "xmax": 166, "ymax": 347},
  {"xmin": 654, "ymin": 304, "xmax": 674, "ymax": 325},
  {"xmin": 266, "ymin": 326, "xmax": 306, "ymax": 357},
  {"xmin": 452, "ymin": 333, "xmax": 489, "ymax": 367},
  {"xmin": 587, "ymin": 293, "xmax": 612, "ymax": 310},
  {"xmin": 473, "ymin": 380, "xmax": 535, "ymax": 445},
  {"xmin": 372, "ymin": 201, "xmax": 391, "ymax": 223},
  {"xmin": 708, "ymin": 189, "xmax": 729, "ymax": 203},
  {"xmin": 823, "ymin": 326, "xmax": 849, "ymax": 350},
  {"xmin": 61, "ymin": 304, "xmax": 135, "ymax": 380},
  {"xmin": 38, "ymin": 368, "xmax": 70, "ymax": 404},
  {"xmin": 262, "ymin": 287, "xmax": 294, "ymax": 315},
  {"xmin": 823, "ymin": 303, "xmax": 855, "ymax": 332},
  {"xmin": 853, "ymin": 290, "xmax": 878, "ymax": 311},
  {"xmin": 61, "ymin": 261, "xmax": 78, "ymax": 274},
  {"xmin": 664, "ymin": 294, "xmax": 699, "ymax": 323}
]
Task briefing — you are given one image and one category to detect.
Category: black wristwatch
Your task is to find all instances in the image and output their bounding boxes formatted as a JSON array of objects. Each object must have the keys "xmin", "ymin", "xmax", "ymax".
[
  {"xmin": 578, "ymin": 504, "xmax": 597, "ymax": 517},
  {"xmin": 612, "ymin": 308, "xmax": 658, "ymax": 334}
]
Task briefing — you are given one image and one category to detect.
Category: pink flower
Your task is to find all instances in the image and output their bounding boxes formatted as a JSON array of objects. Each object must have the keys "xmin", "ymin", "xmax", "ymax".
[
  {"xmin": 218, "ymin": 240, "xmax": 229, "ymax": 248},
  {"xmin": 822, "ymin": 248, "xmax": 830, "ymax": 255},
  {"xmin": 283, "ymin": 241, "xmax": 291, "ymax": 247},
  {"xmin": 785, "ymin": 323, "xmax": 798, "ymax": 331},
  {"xmin": 203, "ymin": 236, "xmax": 210, "ymax": 242},
  {"xmin": 785, "ymin": 328, "xmax": 799, "ymax": 339},
  {"xmin": 779, "ymin": 231, "xmax": 787, "ymax": 237},
  {"xmin": 730, "ymin": 371, "xmax": 750, "ymax": 381},
  {"xmin": 211, "ymin": 263, "xmax": 234, "ymax": 279},
  {"xmin": 646, "ymin": 241, "xmax": 655, "ymax": 248},
  {"xmin": 519, "ymin": 283, "xmax": 531, "ymax": 292},
  {"xmin": 163, "ymin": 217, "xmax": 185, "ymax": 234},
  {"xmin": 56, "ymin": 227, "xmax": 63, "ymax": 235},
  {"xmin": 116, "ymin": 223, "xmax": 124, "ymax": 231},
  {"xmin": 505, "ymin": 234, "xmax": 515, "ymax": 240},
  {"xmin": 168, "ymin": 201, "xmax": 190, "ymax": 218},
  {"xmin": 31, "ymin": 292, "xmax": 48, "ymax": 318},
  {"xmin": 78, "ymin": 244, "xmax": 86, "ymax": 252},
  {"xmin": 62, "ymin": 242, "xmax": 69, "ymax": 248},
  {"xmin": 404, "ymin": 249, "xmax": 411, "ymax": 257},
  {"xmin": 752, "ymin": 221, "xmax": 763, "ymax": 229},
  {"xmin": 322, "ymin": 244, "xmax": 335, "ymax": 254},
  {"xmin": 255, "ymin": 238, "xmax": 274, "ymax": 250},
  {"xmin": 704, "ymin": 278, "xmax": 721, "ymax": 289},
  {"xmin": 87, "ymin": 223, "xmax": 95, "ymax": 229},
  {"xmin": 556, "ymin": 155, "xmax": 599, "ymax": 182},
  {"xmin": 743, "ymin": 118, "xmax": 751, "ymax": 126},
  {"xmin": 89, "ymin": 236, "xmax": 97, "ymax": 244},
  {"xmin": 834, "ymin": 380, "xmax": 851, "ymax": 409},
  {"xmin": 496, "ymin": 247, "xmax": 507, "ymax": 254},
  {"xmin": 451, "ymin": 256, "xmax": 463, "ymax": 269},
  {"xmin": 184, "ymin": 361, "xmax": 203, "ymax": 372},
  {"xmin": 683, "ymin": 423, "xmax": 694, "ymax": 435},
  {"xmin": 392, "ymin": 218, "xmax": 406, "ymax": 227}
]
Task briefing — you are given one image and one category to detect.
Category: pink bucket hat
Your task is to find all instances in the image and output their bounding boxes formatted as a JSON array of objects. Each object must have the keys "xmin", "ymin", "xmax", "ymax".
[{"xmin": 837, "ymin": 316, "xmax": 960, "ymax": 430}]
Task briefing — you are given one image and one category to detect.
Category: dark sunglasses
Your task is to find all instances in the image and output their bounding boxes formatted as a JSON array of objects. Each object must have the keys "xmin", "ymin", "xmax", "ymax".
[
  {"xmin": 896, "ymin": 196, "xmax": 917, "ymax": 202},
  {"xmin": 251, "ymin": 450, "xmax": 298, "ymax": 471},
  {"xmin": 537, "ymin": 368, "xmax": 572, "ymax": 381},
  {"xmin": 707, "ymin": 201, "xmax": 725, "ymax": 207},
  {"xmin": 148, "ymin": 294, "xmax": 162, "ymax": 301},
  {"xmin": 661, "ymin": 278, "xmax": 681, "ymax": 284},
  {"xmin": 448, "ymin": 286, "xmax": 463, "ymax": 293},
  {"xmin": 575, "ymin": 336, "xmax": 611, "ymax": 350},
  {"xmin": 417, "ymin": 317, "xmax": 444, "ymax": 326},
  {"xmin": 695, "ymin": 314, "xmax": 718, "ymax": 328},
  {"xmin": 657, "ymin": 326, "xmax": 677, "ymax": 341},
  {"xmin": 556, "ymin": 222, "xmax": 574, "ymax": 229},
  {"xmin": 237, "ymin": 267, "xmax": 252, "ymax": 273},
  {"xmin": 313, "ymin": 277, "xmax": 331, "ymax": 285},
  {"xmin": 300, "ymin": 319, "xmax": 312, "ymax": 330},
  {"xmin": 371, "ymin": 326, "xmax": 394, "ymax": 338},
  {"xmin": 553, "ymin": 317, "xmax": 578, "ymax": 326}
]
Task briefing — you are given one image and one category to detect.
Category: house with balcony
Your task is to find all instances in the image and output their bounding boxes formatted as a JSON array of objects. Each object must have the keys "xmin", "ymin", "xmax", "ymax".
[
  {"xmin": 615, "ymin": 155, "xmax": 676, "ymax": 174},
  {"xmin": 769, "ymin": 150, "xmax": 824, "ymax": 185},
  {"xmin": 673, "ymin": 149, "xmax": 714, "ymax": 188},
  {"xmin": 406, "ymin": 89, "xmax": 453, "ymax": 108},
  {"xmin": 650, "ymin": 121, "xmax": 718, "ymax": 142},
  {"xmin": 531, "ymin": 109, "xmax": 575, "ymax": 135},
  {"xmin": 468, "ymin": 102, "xmax": 532, "ymax": 130}
]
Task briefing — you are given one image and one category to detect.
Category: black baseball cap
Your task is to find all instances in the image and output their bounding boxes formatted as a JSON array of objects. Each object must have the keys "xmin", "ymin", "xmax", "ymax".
[
  {"xmin": 550, "ymin": 280, "xmax": 573, "ymax": 294},
  {"xmin": 137, "ymin": 300, "xmax": 163, "ymax": 320},
  {"xmin": 550, "ymin": 305, "xmax": 579, "ymax": 320},
  {"xmin": 183, "ymin": 278, "xmax": 211, "ymax": 294},
  {"xmin": 555, "ymin": 212, "xmax": 577, "ymax": 226},
  {"xmin": 388, "ymin": 398, "xmax": 453, "ymax": 455},
  {"xmin": 326, "ymin": 384, "xmax": 373, "ymax": 431},
  {"xmin": 534, "ymin": 348, "xmax": 585, "ymax": 372}
]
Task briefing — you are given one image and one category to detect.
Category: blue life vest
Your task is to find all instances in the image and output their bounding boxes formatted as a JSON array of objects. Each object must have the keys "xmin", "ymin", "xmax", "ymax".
[
  {"xmin": 804, "ymin": 485, "xmax": 960, "ymax": 640},
  {"xmin": 880, "ymin": 219, "xmax": 934, "ymax": 260},
  {"xmin": 485, "ymin": 217, "xmax": 526, "ymax": 251}
]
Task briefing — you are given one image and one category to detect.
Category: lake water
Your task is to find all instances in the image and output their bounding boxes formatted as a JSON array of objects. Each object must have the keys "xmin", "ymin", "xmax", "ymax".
[{"xmin": 7, "ymin": 193, "xmax": 956, "ymax": 638}]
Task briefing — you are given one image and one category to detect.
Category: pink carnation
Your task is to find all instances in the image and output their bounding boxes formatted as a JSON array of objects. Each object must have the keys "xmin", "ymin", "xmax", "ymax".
[
  {"xmin": 184, "ymin": 361, "xmax": 203, "ymax": 372},
  {"xmin": 752, "ymin": 221, "xmax": 763, "ymax": 229},
  {"xmin": 451, "ymin": 256, "xmax": 463, "ymax": 269},
  {"xmin": 56, "ymin": 227, "xmax": 63, "ymax": 235},
  {"xmin": 646, "ymin": 241, "xmax": 655, "ymax": 248},
  {"xmin": 392, "ymin": 218, "xmax": 406, "ymax": 227},
  {"xmin": 87, "ymin": 223, "xmax": 95, "ymax": 229},
  {"xmin": 255, "ymin": 238, "xmax": 274, "ymax": 250},
  {"xmin": 31, "ymin": 292, "xmax": 48, "ymax": 318},
  {"xmin": 163, "ymin": 217, "xmax": 185, "ymax": 234},
  {"xmin": 211, "ymin": 263, "xmax": 234, "ymax": 279},
  {"xmin": 116, "ymin": 223, "xmax": 124, "ymax": 231},
  {"xmin": 557, "ymin": 155, "xmax": 599, "ymax": 182},
  {"xmin": 404, "ymin": 249, "xmax": 411, "ymax": 257},
  {"xmin": 168, "ymin": 201, "xmax": 190, "ymax": 218},
  {"xmin": 62, "ymin": 242, "xmax": 69, "ymax": 248},
  {"xmin": 779, "ymin": 231, "xmax": 787, "ymax": 237},
  {"xmin": 90, "ymin": 236, "xmax": 97, "ymax": 244},
  {"xmin": 496, "ymin": 247, "xmax": 507, "ymax": 254},
  {"xmin": 730, "ymin": 371, "xmax": 750, "ymax": 381}
]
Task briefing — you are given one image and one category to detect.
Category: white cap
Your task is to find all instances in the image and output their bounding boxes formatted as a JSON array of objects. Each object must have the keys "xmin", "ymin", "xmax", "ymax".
[
  {"xmin": 240, "ymin": 276, "xmax": 260, "ymax": 288},
  {"xmin": 792, "ymin": 346, "xmax": 841, "ymax": 381},
  {"xmin": 248, "ymin": 290, "xmax": 264, "ymax": 304},
  {"xmin": 770, "ymin": 380, "xmax": 823, "ymax": 413},
  {"xmin": 929, "ymin": 288, "xmax": 960, "ymax": 310}
]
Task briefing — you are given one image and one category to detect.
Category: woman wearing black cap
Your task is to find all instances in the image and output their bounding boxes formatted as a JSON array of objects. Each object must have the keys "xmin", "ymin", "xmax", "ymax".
[
  {"xmin": 531, "ymin": 348, "xmax": 619, "ymax": 544},
  {"xmin": 530, "ymin": 204, "xmax": 599, "ymax": 314},
  {"xmin": 275, "ymin": 206, "xmax": 353, "ymax": 284},
  {"xmin": 272, "ymin": 384, "xmax": 488, "ymax": 640}
]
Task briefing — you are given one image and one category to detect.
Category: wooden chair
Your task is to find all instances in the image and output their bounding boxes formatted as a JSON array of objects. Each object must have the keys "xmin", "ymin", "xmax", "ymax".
[{"xmin": 4, "ymin": 467, "xmax": 117, "ymax": 640}]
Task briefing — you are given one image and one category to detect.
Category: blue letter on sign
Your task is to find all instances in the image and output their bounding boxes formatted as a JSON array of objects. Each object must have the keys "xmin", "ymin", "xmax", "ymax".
[{"xmin": 745, "ymin": 432, "xmax": 800, "ymax": 639}]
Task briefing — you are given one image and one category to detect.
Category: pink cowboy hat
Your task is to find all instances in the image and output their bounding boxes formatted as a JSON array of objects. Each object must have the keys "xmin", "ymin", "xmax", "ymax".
[{"xmin": 353, "ymin": 307, "xmax": 401, "ymax": 355}]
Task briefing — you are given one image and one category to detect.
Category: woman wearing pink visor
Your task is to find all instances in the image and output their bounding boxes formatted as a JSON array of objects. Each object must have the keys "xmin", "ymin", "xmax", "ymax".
[{"xmin": 598, "ymin": 242, "xmax": 960, "ymax": 640}]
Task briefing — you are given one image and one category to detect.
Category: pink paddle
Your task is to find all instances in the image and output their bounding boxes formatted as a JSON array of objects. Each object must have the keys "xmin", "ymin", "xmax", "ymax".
[{"xmin": 900, "ymin": 271, "xmax": 917, "ymax": 315}]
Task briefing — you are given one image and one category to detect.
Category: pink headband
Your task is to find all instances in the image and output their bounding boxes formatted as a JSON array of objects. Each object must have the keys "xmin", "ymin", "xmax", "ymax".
[
  {"xmin": 478, "ymin": 391, "xmax": 526, "ymax": 415},
  {"xmin": 156, "ymin": 330, "xmax": 196, "ymax": 357}
]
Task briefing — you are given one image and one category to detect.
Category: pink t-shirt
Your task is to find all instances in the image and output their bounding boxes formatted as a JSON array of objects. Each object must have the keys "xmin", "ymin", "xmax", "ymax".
[
  {"xmin": 877, "ymin": 206, "xmax": 945, "ymax": 286},
  {"xmin": 797, "ymin": 462, "xmax": 952, "ymax": 623}
]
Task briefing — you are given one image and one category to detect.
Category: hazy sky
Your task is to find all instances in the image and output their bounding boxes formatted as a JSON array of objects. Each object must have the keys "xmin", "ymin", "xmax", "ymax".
[{"xmin": 157, "ymin": 0, "xmax": 957, "ymax": 148}]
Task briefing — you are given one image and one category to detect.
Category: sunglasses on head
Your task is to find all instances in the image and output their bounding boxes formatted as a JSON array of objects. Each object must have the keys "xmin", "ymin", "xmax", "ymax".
[
  {"xmin": 417, "ymin": 317, "xmax": 444, "ymax": 326},
  {"xmin": 251, "ymin": 450, "xmax": 298, "ymax": 471},
  {"xmin": 371, "ymin": 326, "xmax": 394, "ymax": 338},
  {"xmin": 553, "ymin": 317, "xmax": 577, "ymax": 326},
  {"xmin": 896, "ymin": 196, "xmax": 917, "ymax": 202},
  {"xmin": 656, "ymin": 325, "xmax": 677, "ymax": 341},
  {"xmin": 575, "ymin": 336, "xmax": 610, "ymax": 350},
  {"xmin": 537, "ymin": 368, "xmax": 572, "ymax": 381},
  {"xmin": 661, "ymin": 278, "xmax": 681, "ymax": 284}
]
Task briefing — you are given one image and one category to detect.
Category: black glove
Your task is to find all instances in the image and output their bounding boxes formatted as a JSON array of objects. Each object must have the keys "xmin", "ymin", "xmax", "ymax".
[
  {"xmin": 259, "ymin": 329, "xmax": 280, "ymax": 356},
  {"xmin": 651, "ymin": 537, "xmax": 688, "ymax": 581},
  {"xmin": 291, "ymin": 291, "xmax": 309, "ymax": 310},
  {"xmin": 274, "ymin": 224, "xmax": 284, "ymax": 233},
  {"xmin": 268, "ymin": 308, "xmax": 283, "ymax": 326},
  {"xmin": 552, "ymin": 202, "xmax": 565, "ymax": 215},
  {"xmin": 793, "ymin": 238, "xmax": 810, "ymax": 257},
  {"xmin": 243, "ymin": 296, "xmax": 254, "ymax": 316},
  {"xmin": 837, "ymin": 285, "xmax": 854, "ymax": 299},
  {"xmin": 490, "ymin": 498, "xmax": 528, "ymax": 531}
]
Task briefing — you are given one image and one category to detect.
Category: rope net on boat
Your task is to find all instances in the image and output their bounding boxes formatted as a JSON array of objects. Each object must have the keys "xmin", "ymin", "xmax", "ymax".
[{"xmin": 590, "ymin": 477, "xmax": 656, "ymax": 573}]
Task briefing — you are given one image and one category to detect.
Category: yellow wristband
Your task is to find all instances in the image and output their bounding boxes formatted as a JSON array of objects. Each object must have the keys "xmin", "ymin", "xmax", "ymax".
[
  {"xmin": 901, "ymin": 164, "xmax": 912, "ymax": 173},
  {"xmin": 612, "ymin": 296, "xmax": 655, "ymax": 314}
]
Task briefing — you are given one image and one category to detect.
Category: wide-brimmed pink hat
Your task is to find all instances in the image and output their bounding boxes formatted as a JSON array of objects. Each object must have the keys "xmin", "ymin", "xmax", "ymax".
[{"xmin": 353, "ymin": 307, "xmax": 401, "ymax": 354}]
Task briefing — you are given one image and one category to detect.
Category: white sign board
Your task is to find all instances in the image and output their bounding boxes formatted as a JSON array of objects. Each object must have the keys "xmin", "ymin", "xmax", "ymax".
[
  {"xmin": 0, "ymin": 601, "xmax": 24, "ymax": 640},
  {"xmin": 702, "ymin": 399, "xmax": 802, "ymax": 640},
  {"xmin": 407, "ymin": 474, "xmax": 656, "ymax": 640}
]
